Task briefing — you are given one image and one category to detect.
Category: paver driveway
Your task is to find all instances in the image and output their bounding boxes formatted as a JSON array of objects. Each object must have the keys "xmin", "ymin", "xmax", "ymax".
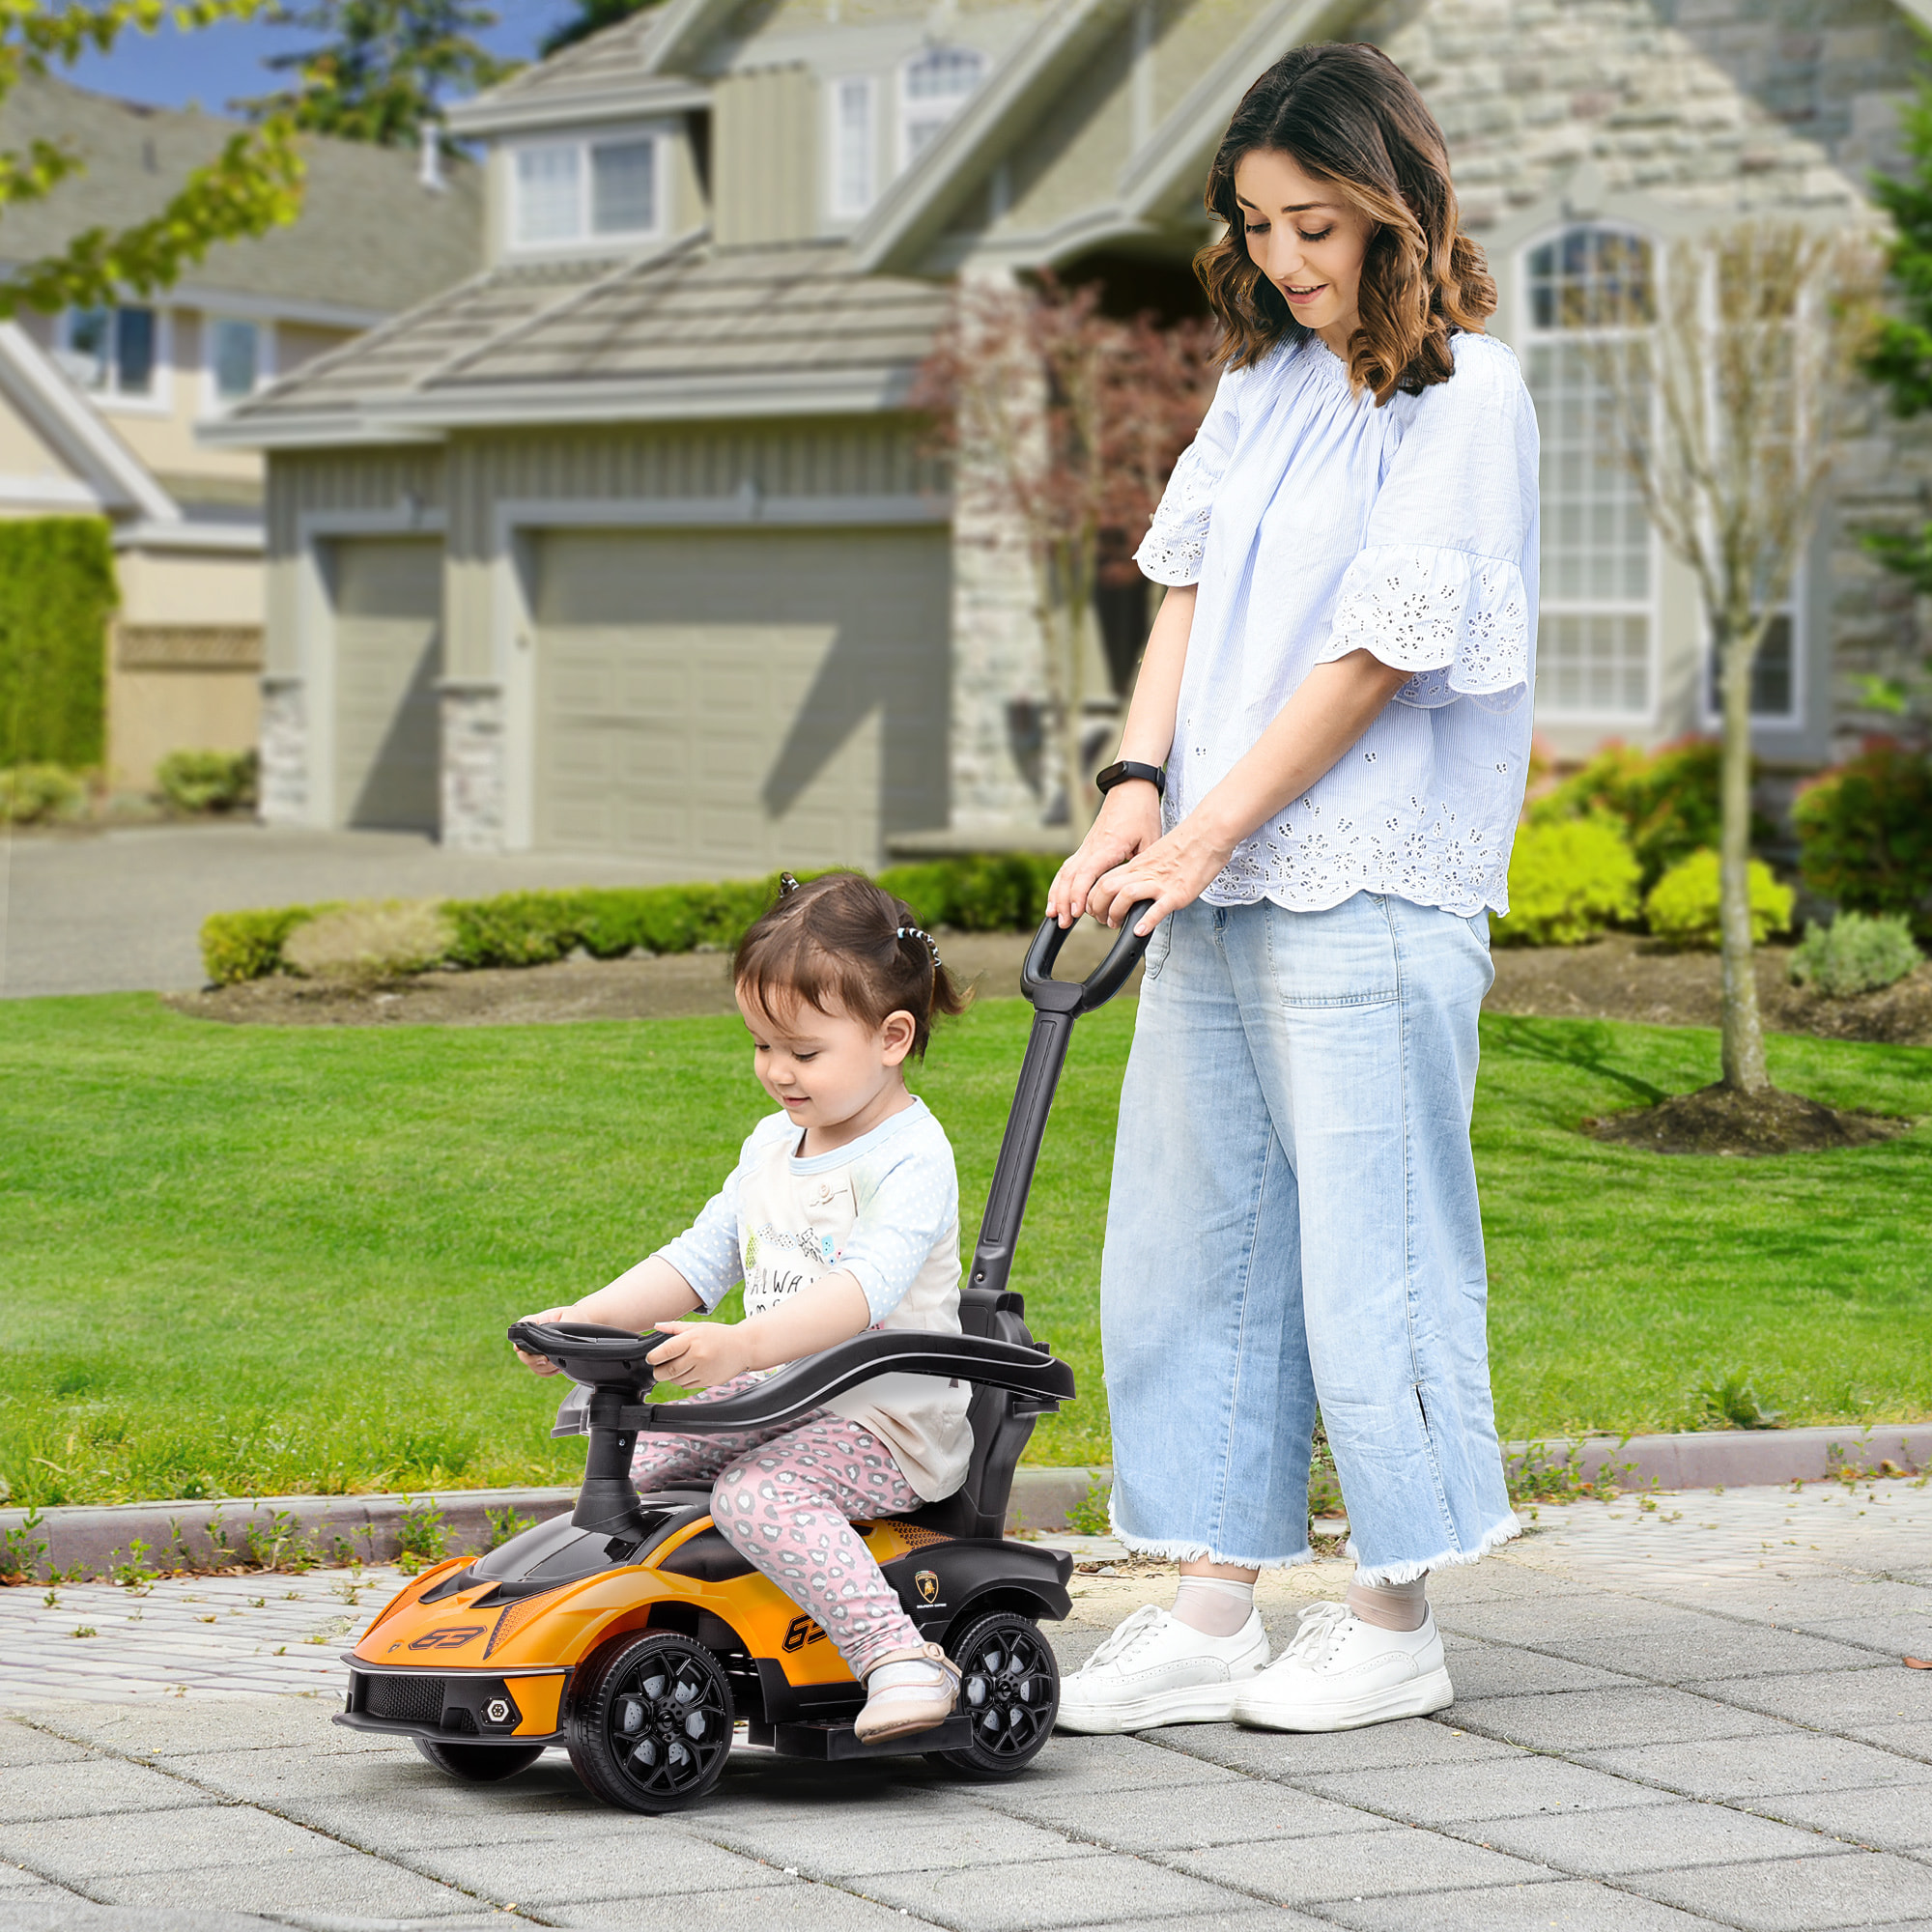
[{"xmin": 2, "ymin": 1478, "xmax": 1929, "ymax": 1931}]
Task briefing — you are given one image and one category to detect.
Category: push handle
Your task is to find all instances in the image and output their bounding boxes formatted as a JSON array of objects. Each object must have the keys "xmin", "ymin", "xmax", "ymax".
[
  {"xmin": 970, "ymin": 904, "xmax": 1157, "ymax": 1299},
  {"xmin": 1021, "ymin": 904, "xmax": 1157, "ymax": 1015}
]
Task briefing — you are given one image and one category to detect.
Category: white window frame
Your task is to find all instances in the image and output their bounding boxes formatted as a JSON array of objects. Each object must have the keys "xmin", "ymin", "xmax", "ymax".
[
  {"xmin": 507, "ymin": 128, "xmax": 667, "ymax": 256},
  {"xmin": 827, "ymin": 74, "xmax": 877, "ymax": 220},
  {"xmin": 200, "ymin": 313, "xmax": 276, "ymax": 416},
  {"xmin": 57, "ymin": 304, "xmax": 172, "ymax": 415},
  {"xmin": 897, "ymin": 45, "xmax": 982, "ymax": 173},
  {"xmin": 1520, "ymin": 220, "xmax": 1662, "ymax": 724}
]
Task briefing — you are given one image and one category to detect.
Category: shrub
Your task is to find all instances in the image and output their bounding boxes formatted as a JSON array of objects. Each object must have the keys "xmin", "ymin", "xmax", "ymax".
[
  {"xmin": 282, "ymin": 900, "xmax": 456, "ymax": 981},
  {"xmin": 156, "ymin": 749, "xmax": 257, "ymax": 815},
  {"xmin": 1492, "ymin": 818, "xmax": 1641, "ymax": 947},
  {"xmin": 1643, "ymin": 849, "xmax": 1794, "ymax": 951},
  {"xmin": 200, "ymin": 904, "xmax": 333, "ymax": 984},
  {"xmin": 441, "ymin": 891, "xmax": 581, "ymax": 969},
  {"xmin": 1789, "ymin": 911, "xmax": 1925, "ymax": 997},
  {"xmin": 0, "ymin": 518, "xmax": 116, "ymax": 768},
  {"xmin": 0, "ymin": 762, "xmax": 85, "ymax": 825},
  {"xmin": 1793, "ymin": 740, "xmax": 1932, "ymax": 934}
]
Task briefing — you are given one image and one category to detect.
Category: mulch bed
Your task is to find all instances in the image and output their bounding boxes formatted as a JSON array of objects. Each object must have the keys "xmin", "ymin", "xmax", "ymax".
[
  {"xmin": 1585, "ymin": 1083, "xmax": 1915, "ymax": 1157},
  {"xmin": 1488, "ymin": 933, "xmax": 1932, "ymax": 1048}
]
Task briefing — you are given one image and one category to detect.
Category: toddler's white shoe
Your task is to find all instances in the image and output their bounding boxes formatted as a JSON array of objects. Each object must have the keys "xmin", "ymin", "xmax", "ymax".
[
  {"xmin": 1055, "ymin": 1603, "xmax": 1270, "ymax": 1734},
  {"xmin": 1231, "ymin": 1601, "xmax": 1453, "ymax": 1732}
]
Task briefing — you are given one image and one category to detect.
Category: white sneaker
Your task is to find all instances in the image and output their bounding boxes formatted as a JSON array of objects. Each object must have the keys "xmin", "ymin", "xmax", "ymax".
[
  {"xmin": 1231, "ymin": 1601, "xmax": 1453, "ymax": 1732},
  {"xmin": 1055, "ymin": 1603, "xmax": 1270, "ymax": 1734}
]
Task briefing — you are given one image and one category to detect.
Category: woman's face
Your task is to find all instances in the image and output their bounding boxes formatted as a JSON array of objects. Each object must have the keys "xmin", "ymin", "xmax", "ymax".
[{"xmin": 1233, "ymin": 148, "xmax": 1375, "ymax": 351}]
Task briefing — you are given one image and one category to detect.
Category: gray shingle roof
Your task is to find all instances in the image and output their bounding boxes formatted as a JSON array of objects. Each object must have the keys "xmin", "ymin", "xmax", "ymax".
[
  {"xmin": 448, "ymin": 5, "xmax": 679, "ymax": 122},
  {"xmin": 220, "ymin": 238, "xmax": 952, "ymax": 435},
  {"xmin": 0, "ymin": 74, "xmax": 482, "ymax": 315}
]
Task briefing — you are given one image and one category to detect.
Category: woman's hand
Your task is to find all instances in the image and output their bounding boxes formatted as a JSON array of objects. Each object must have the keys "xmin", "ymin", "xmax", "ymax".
[
  {"xmin": 647, "ymin": 1321, "xmax": 753, "ymax": 1390},
  {"xmin": 1047, "ymin": 781, "xmax": 1164, "ymax": 927},
  {"xmin": 1087, "ymin": 811, "xmax": 1237, "ymax": 937},
  {"xmin": 512, "ymin": 1307, "xmax": 573, "ymax": 1376}
]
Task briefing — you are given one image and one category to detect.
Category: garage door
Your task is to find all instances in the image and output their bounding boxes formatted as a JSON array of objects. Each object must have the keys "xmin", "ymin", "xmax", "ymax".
[
  {"xmin": 332, "ymin": 537, "xmax": 441, "ymax": 832},
  {"xmin": 533, "ymin": 527, "xmax": 949, "ymax": 869}
]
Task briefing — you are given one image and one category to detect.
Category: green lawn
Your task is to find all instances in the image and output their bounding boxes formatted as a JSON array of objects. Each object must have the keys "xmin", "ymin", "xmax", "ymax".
[{"xmin": 2, "ymin": 993, "xmax": 1927, "ymax": 1509}]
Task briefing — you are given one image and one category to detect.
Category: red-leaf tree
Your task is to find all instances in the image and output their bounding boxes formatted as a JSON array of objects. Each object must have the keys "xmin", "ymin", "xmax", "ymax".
[{"xmin": 913, "ymin": 271, "xmax": 1217, "ymax": 831}]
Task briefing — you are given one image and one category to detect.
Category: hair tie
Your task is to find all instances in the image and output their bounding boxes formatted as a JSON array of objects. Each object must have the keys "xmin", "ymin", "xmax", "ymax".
[
  {"xmin": 896, "ymin": 923, "xmax": 941, "ymax": 967},
  {"xmin": 778, "ymin": 871, "xmax": 802, "ymax": 896}
]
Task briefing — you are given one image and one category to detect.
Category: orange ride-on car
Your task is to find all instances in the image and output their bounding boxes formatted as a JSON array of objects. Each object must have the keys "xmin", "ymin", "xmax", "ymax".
[{"xmin": 335, "ymin": 910, "xmax": 1151, "ymax": 1813}]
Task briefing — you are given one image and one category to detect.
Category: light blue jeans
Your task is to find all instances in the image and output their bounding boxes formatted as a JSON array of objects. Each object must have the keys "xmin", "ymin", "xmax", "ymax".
[{"xmin": 1101, "ymin": 892, "xmax": 1517, "ymax": 1583}]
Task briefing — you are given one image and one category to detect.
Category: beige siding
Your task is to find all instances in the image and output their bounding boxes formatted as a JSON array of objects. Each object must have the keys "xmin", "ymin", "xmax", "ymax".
[
  {"xmin": 332, "ymin": 536, "xmax": 442, "ymax": 831},
  {"xmin": 713, "ymin": 66, "xmax": 819, "ymax": 248},
  {"xmin": 533, "ymin": 526, "xmax": 949, "ymax": 869}
]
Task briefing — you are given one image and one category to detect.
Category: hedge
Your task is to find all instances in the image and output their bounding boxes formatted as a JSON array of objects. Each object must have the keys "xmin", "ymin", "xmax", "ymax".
[
  {"xmin": 199, "ymin": 855, "xmax": 1069, "ymax": 984},
  {"xmin": 1793, "ymin": 740, "xmax": 1932, "ymax": 936},
  {"xmin": 0, "ymin": 518, "xmax": 117, "ymax": 769}
]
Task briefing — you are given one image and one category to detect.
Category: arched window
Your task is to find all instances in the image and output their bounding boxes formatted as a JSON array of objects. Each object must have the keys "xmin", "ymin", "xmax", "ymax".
[
  {"xmin": 900, "ymin": 46, "xmax": 982, "ymax": 168},
  {"xmin": 1522, "ymin": 224, "xmax": 1658, "ymax": 719}
]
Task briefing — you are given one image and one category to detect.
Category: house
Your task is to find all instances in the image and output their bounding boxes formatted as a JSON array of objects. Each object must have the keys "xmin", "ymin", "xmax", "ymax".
[
  {"xmin": 211, "ymin": 0, "xmax": 1932, "ymax": 870},
  {"xmin": 0, "ymin": 75, "xmax": 481, "ymax": 790}
]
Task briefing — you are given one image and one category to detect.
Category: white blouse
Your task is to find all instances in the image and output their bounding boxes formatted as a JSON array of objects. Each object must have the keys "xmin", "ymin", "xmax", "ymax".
[{"xmin": 1135, "ymin": 328, "xmax": 1540, "ymax": 918}]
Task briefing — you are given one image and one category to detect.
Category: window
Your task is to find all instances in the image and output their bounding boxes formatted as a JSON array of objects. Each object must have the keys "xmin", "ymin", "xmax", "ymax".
[
  {"xmin": 1522, "ymin": 225, "xmax": 1657, "ymax": 719},
  {"xmin": 207, "ymin": 317, "xmax": 264, "ymax": 406},
  {"xmin": 513, "ymin": 135, "xmax": 660, "ymax": 249},
  {"xmin": 899, "ymin": 46, "xmax": 981, "ymax": 168},
  {"xmin": 1706, "ymin": 610, "xmax": 1801, "ymax": 723},
  {"xmin": 62, "ymin": 305, "xmax": 157, "ymax": 398},
  {"xmin": 829, "ymin": 76, "xmax": 876, "ymax": 217}
]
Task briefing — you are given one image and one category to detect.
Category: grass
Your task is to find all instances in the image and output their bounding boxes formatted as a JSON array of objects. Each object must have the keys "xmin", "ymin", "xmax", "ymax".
[{"xmin": 1, "ymin": 994, "xmax": 1927, "ymax": 1509}]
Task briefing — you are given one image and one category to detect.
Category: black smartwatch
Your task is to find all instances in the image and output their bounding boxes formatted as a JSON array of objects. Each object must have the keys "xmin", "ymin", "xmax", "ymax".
[{"xmin": 1094, "ymin": 759, "xmax": 1166, "ymax": 799}]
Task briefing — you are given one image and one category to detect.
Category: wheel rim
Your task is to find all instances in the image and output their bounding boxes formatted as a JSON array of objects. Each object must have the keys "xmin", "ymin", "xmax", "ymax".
[
  {"xmin": 607, "ymin": 1642, "xmax": 731, "ymax": 1798},
  {"xmin": 958, "ymin": 1622, "xmax": 1054, "ymax": 1758}
]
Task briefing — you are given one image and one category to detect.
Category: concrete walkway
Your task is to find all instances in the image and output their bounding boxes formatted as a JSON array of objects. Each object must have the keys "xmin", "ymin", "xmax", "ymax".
[
  {"xmin": 4, "ymin": 1478, "xmax": 1930, "ymax": 1931},
  {"xmin": 0, "ymin": 825, "xmax": 712, "ymax": 1000}
]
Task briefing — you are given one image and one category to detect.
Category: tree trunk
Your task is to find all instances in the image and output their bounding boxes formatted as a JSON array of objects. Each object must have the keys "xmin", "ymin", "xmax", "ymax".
[{"xmin": 1717, "ymin": 611, "xmax": 1770, "ymax": 1094}]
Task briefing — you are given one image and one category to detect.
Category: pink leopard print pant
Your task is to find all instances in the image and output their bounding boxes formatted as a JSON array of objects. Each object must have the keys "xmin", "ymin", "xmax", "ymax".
[{"xmin": 631, "ymin": 1375, "xmax": 924, "ymax": 1680}]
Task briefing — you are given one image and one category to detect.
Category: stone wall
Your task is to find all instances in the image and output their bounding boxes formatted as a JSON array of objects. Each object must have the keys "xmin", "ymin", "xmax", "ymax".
[
  {"xmin": 258, "ymin": 676, "xmax": 306, "ymax": 826},
  {"xmin": 439, "ymin": 680, "xmax": 504, "ymax": 853}
]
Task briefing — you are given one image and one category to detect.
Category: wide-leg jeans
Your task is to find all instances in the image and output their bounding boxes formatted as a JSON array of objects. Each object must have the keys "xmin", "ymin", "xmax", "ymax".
[{"xmin": 1100, "ymin": 891, "xmax": 1518, "ymax": 1581}]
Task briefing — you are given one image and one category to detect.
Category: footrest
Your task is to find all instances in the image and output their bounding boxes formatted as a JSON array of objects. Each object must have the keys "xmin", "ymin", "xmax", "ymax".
[{"xmin": 771, "ymin": 1713, "xmax": 977, "ymax": 1760}]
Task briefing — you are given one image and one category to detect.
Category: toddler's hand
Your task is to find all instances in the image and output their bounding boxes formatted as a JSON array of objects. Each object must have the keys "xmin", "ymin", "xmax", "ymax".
[
  {"xmin": 647, "ymin": 1321, "xmax": 751, "ymax": 1390},
  {"xmin": 512, "ymin": 1307, "xmax": 572, "ymax": 1376}
]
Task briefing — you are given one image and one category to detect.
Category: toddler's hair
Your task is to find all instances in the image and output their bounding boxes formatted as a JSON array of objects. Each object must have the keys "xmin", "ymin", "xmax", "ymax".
[{"xmin": 734, "ymin": 871, "xmax": 968, "ymax": 1058}]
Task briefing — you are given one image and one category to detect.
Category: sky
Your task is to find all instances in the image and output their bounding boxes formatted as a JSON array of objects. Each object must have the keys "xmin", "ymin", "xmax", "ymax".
[{"xmin": 61, "ymin": 2, "xmax": 578, "ymax": 118}]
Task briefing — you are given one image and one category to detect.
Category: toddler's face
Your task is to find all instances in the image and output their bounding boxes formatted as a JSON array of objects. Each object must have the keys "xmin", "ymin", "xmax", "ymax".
[{"xmin": 735, "ymin": 984, "xmax": 912, "ymax": 1137}]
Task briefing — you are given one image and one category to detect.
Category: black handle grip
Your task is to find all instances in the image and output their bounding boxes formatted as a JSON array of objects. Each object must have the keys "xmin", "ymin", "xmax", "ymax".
[
  {"xmin": 508, "ymin": 1321, "xmax": 671, "ymax": 1388},
  {"xmin": 1021, "ymin": 904, "xmax": 1156, "ymax": 1015}
]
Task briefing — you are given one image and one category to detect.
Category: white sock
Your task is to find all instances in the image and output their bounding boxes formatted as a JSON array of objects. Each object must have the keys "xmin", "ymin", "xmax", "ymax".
[
  {"xmin": 1345, "ymin": 1573, "xmax": 1428, "ymax": 1632},
  {"xmin": 1172, "ymin": 1576, "xmax": 1256, "ymax": 1637}
]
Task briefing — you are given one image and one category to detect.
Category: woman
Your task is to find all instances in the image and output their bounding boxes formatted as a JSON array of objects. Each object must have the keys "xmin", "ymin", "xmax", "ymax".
[{"xmin": 1049, "ymin": 42, "xmax": 1537, "ymax": 1736}]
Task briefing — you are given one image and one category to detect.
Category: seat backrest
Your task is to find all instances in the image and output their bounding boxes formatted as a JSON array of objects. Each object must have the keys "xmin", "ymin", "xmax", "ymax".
[{"xmin": 900, "ymin": 1287, "xmax": 1047, "ymax": 1540}]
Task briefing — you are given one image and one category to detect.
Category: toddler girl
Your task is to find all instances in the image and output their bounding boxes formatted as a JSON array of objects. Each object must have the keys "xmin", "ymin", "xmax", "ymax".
[{"xmin": 517, "ymin": 870, "xmax": 972, "ymax": 1744}]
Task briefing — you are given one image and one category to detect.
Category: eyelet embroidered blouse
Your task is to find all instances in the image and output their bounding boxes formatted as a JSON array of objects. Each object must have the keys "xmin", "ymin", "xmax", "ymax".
[{"xmin": 1134, "ymin": 328, "xmax": 1540, "ymax": 918}]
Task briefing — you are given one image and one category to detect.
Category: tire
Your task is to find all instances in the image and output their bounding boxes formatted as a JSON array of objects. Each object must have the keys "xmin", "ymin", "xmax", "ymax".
[
  {"xmin": 925, "ymin": 1610, "xmax": 1059, "ymax": 1779},
  {"xmin": 412, "ymin": 1738, "xmax": 546, "ymax": 1781},
  {"xmin": 566, "ymin": 1630, "xmax": 734, "ymax": 1813}
]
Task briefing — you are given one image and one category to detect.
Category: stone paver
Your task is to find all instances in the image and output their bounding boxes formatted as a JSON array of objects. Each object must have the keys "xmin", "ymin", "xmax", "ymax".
[{"xmin": 1, "ymin": 1477, "xmax": 1929, "ymax": 1930}]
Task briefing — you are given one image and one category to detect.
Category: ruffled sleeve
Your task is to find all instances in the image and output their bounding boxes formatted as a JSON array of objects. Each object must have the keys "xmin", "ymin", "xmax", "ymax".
[
  {"xmin": 1133, "ymin": 364, "xmax": 1245, "ymax": 586},
  {"xmin": 1315, "ymin": 334, "xmax": 1538, "ymax": 711}
]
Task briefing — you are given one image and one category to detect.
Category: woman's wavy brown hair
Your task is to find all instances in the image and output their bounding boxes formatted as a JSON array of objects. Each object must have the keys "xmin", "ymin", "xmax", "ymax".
[{"xmin": 1195, "ymin": 42, "xmax": 1495, "ymax": 404}]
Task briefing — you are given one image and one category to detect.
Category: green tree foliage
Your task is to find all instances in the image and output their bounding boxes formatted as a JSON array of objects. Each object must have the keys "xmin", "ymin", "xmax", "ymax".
[
  {"xmin": 0, "ymin": 2, "xmax": 305, "ymax": 316},
  {"xmin": 239, "ymin": 0, "xmax": 517, "ymax": 146},
  {"xmin": 0, "ymin": 518, "xmax": 118, "ymax": 768},
  {"xmin": 539, "ymin": 0, "xmax": 660, "ymax": 58}
]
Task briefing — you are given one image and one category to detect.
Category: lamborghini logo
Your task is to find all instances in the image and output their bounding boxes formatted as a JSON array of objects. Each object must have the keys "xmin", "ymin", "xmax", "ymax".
[
  {"xmin": 915, "ymin": 1569, "xmax": 939, "ymax": 1605},
  {"xmin": 409, "ymin": 1626, "xmax": 486, "ymax": 1649}
]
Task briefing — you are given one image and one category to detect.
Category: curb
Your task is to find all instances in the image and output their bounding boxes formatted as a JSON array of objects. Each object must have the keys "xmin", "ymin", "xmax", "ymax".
[
  {"xmin": 1506, "ymin": 1422, "xmax": 1932, "ymax": 1496},
  {"xmin": 4, "ymin": 1427, "xmax": 1924, "ymax": 1584},
  {"xmin": 0, "ymin": 1467, "xmax": 1112, "ymax": 1584}
]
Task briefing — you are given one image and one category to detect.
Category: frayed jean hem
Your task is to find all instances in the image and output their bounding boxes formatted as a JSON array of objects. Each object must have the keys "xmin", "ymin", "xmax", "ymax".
[{"xmin": 1348, "ymin": 1514, "xmax": 1521, "ymax": 1588}]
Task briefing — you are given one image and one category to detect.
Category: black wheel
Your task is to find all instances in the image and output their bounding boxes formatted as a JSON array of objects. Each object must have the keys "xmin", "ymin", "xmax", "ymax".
[
  {"xmin": 925, "ymin": 1610, "xmax": 1059, "ymax": 1779},
  {"xmin": 412, "ymin": 1738, "xmax": 546, "ymax": 1781},
  {"xmin": 566, "ymin": 1630, "xmax": 734, "ymax": 1813}
]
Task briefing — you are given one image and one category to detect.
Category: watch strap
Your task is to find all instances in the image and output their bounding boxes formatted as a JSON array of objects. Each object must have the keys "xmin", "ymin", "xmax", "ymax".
[{"xmin": 1095, "ymin": 759, "xmax": 1166, "ymax": 799}]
